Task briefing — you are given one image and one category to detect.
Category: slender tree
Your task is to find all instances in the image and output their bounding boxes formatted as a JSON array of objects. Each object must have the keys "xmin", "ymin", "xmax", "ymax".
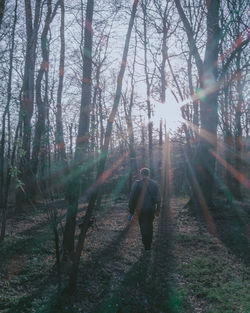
[
  {"xmin": 63, "ymin": 0, "xmax": 95, "ymax": 255},
  {"xmin": 68, "ymin": 0, "xmax": 139, "ymax": 291},
  {"xmin": 54, "ymin": 0, "xmax": 68, "ymax": 194},
  {"xmin": 0, "ymin": 0, "xmax": 18, "ymax": 243},
  {"xmin": 141, "ymin": 0, "xmax": 154, "ymax": 176},
  {"xmin": 0, "ymin": 0, "xmax": 5, "ymax": 30},
  {"xmin": 16, "ymin": 0, "xmax": 42, "ymax": 207},
  {"xmin": 31, "ymin": 0, "xmax": 61, "ymax": 200},
  {"xmin": 123, "ymin": 32, "xmax": 138, "ymax": 189}
]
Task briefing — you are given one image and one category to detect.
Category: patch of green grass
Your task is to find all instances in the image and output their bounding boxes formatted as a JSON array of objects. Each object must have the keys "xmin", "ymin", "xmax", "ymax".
[
  {"xmin": 0, "ymin": 225, "xmax": 57, "ymax": 313},
  {"xmin": 182, "ymin": 254, "xmax": 250, "ymax": 313},
  {"xmin": 177, "ymin": 233, "xmax": 213, "ymax": 246},
  {"xmin": 166, "ymin": 287, "xmax": 187, "ymax": 313},
  {"xmin": 0, "ymin": 226, "xmax": 53, "ymax": 263}
]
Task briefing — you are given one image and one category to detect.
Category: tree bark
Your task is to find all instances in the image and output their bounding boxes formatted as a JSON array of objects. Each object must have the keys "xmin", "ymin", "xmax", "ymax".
[
  {"xmin": 55, "ymin": 0, "xmax": 68, "ymax": 194},
  {"xmin": 16, "ymin": 0, "xmax": 42, "ymax": 207},
  {"xmin": 30, "ymin": 0, "xmax": 60, "ymax": 200},
  {"xmin": 198, "ymin": 0, "xmax": 220, "ymax": 207},
  {"xmin": 174, "ymin": 0, "xmax": 220, "ymax": 207},
  {"xmin": 0, "ymin": 0, "xmax": 18, "ymax": 242},
  {"xmin": 0, "ymin": 0, "xmax": 5, "ymax": 30},
  {"xmin": 124, "ymin": 34, "xmax": 138, "ymax": 189},
  {"xmin": 68, "ymin": 0, "xmax": 138, "ymax": 291},
  {"xmin": 63, "ymin": 0, "xmax": 94, "ymax": 255},
  {"xmin": 55, "ymin": 0, "xmax": 67, "ymax": 163},
  {"xmin": 234, "ymin": 50, "xmax": 243, "ymax": 200},
  {"xmin": 141, "ymin": 0, "xmax": 154, "ymax": 176}
]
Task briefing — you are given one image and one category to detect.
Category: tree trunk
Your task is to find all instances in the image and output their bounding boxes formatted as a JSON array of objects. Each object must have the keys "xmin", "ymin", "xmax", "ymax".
[
  {"xmin": 174, "ymin": 0, "xmax": 220, "ymax": 207},
  {"xmin": 223, "ymin": 74, "xmax": 233, "ymax": 202},
  {"xmin": 0, "ymin": 0, "xmax": 17, "ymax": 206},
  {"xmin": 142, "ymin": 0, "xmax": 154, "ymax": 176},
  {"xmin": 55, "ymin": 0, "xmax": 67, "ymax": 194},
  {"xmin": 198, "ymin": 0, "xmax": 220, "ymax": 207},
  {"xmin": 160, "ymin": 7, "xmax": 168, "ymax": 104},
  {"xmin": 63, "ymin": 0, "xmax": 94, "ymax": 255},
  {"xmin": 234, "ymin": 50, "xmax": 243, "ymax": 200},
  {"xmin": 0, "ymin": 0, "xmax": 5, "ymax": 30},
  {"xmin": 124, "ymin": 35, "xmax": 137, "ymax": 189},
  {"xmin": 0, "ymin": 122, "xmax": 20, "ymax": 243},
  {"xmin": 16, "ymin": 0, "xmax": 42, "ymax": 207},
  {"xmin": 141, "ymin": 119, "xmax": 146, "ymax": 166},
  {"xmin": 30, "ymin": 0, "xmax": 60, "ymax": 200},
  {"xmin": 68, "ymin": 0, "xmax": 138, "ymax": 292},
  {"xmin": 0, "ymin": 0, "xmax": 18, "ymax": 242},
  {"xmin": 98, "ymin": 88, "xmax": 104, "ymax": 149},
  {"xmin": 187, "ymin": 54, "xmax": 199, "ymax": 126}
]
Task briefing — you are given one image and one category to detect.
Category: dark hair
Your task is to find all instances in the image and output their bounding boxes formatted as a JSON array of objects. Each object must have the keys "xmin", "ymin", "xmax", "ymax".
[{"xmin": 140, "ymin": 167, "xmax": 150, "ymax": 176}]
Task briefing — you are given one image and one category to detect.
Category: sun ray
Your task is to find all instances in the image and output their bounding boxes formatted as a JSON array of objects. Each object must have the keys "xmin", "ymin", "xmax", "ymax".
[{"xmin": 211, "ymin": 150, "xmax": 250, "ymax": 190}]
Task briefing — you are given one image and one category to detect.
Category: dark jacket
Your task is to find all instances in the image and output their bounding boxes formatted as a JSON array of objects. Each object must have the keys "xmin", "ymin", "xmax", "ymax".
[{"xmin": 129, "ymin": 178, "xmax": 161, "ymax": 216}]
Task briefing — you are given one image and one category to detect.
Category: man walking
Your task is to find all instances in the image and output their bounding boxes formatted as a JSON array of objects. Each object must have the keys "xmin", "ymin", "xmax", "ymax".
[{"xmin": 128, "ymin": 168, "xmax": 161, "ymax": 250}]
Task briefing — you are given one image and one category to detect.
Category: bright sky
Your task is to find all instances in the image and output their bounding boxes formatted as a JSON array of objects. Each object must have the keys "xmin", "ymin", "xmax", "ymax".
[{"xmin": 151, "ymin": 88, "xmax": 183, "ymax": 131}]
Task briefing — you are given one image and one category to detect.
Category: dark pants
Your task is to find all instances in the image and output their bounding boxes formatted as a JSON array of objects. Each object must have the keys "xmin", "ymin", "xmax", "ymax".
[{"xmin": 139, "ymin": 212, "xmax": 154, "ymax": 249}]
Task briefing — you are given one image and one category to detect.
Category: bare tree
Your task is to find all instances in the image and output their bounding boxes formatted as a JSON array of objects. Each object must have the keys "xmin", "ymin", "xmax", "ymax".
[
  {"xmin": 0, "ymin": 0, "xmax": 18, "ymax": 243},
  {"xmin": 123, "ymin": 32, "xmax": 138, "ymax": 189},
  {"xmin": 140, "ymin": 0, "xmax": 156, "ymax": 176},
  {"xmin": 63, "ymin": 0, "xmax": 95, "ymax": 255},
  {"xmin": 54, "ymin": 0, "xmax": 68, "ymax": 194},
  {"xmin": 174, "ymin": 0, "xmax": 220, "ymax": 207},
  {"xmin": 0, "ymin": 0, "xmax": 5, "ymax": 30},
  {"xmin": 16, "ymin": 0, "xmax": 42, "ymax": 207},
  {"xmin": 31, "ymin": 0, "xmax": 61, "ymax": 200},
  {"xmin": 67, "ymin": 0, "xmax": 139, "ymax": 292}
]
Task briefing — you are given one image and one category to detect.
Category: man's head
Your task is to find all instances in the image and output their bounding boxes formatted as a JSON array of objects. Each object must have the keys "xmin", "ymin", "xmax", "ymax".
[{"xmin": 140, "ymin": 167, "xmax": 150, "ymax": 178}]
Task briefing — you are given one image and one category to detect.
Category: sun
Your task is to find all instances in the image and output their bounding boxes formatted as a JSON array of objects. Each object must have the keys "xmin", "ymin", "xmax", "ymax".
[{"xmin": 152, "ymin": 88, "xmax": 184, "ymax": 130}]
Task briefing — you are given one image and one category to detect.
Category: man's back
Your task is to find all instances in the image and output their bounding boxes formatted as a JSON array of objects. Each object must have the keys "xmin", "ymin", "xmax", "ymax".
[
  {"xmin": 129, "ymin": 178, "xmax": 160, "ymax": 215},
  {"xmin": 128, "ymin": 168, "xmax": 161, "ymax": 251}
]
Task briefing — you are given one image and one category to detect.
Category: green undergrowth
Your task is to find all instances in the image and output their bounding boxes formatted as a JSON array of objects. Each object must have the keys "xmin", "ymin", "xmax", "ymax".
[
  {"xmin": 177, "ymin": 232, "xmax": 250, "ymax": 313},
  {"xmin": 0, "ymin": 225, "xmax": 53, "ymax": 264},
  {"xmin": 0, "ymin": 224, "xmax": 55, "ymax": 313}
]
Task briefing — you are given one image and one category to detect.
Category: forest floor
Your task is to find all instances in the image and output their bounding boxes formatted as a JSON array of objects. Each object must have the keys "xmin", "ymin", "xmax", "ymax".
[{"xmin": 0, "ymin": 196, "xmax": 250, "ymax": 313}]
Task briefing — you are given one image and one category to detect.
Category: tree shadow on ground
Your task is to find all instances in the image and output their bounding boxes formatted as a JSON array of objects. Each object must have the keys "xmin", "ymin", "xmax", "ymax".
[
  {"xmin": 6, "ymin": 201, "xmax": 192, "ymax": 313},
  {"xmin": 88, "ymin": 203, "xmax": 191, "ymax": 313},
  {"xmin": 5, "ymin": 222, "xmax": 132, "ymax": 313},
  {"xmin": 211, "ymin": 201, "xmax": 250, "ymax": 266},
  {"xmin": 188, "ymin": 198, "xmax": 250, "ymax": 267},
  {"xmin": 51, "ymin": 223, "xmax": 133, "ymax": 313}
]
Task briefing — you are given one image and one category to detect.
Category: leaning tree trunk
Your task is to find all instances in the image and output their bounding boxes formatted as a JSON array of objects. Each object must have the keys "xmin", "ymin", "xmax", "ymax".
[{"xmin": 68, "ymin": 0, "xmax": 139, "ymax": 292}]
